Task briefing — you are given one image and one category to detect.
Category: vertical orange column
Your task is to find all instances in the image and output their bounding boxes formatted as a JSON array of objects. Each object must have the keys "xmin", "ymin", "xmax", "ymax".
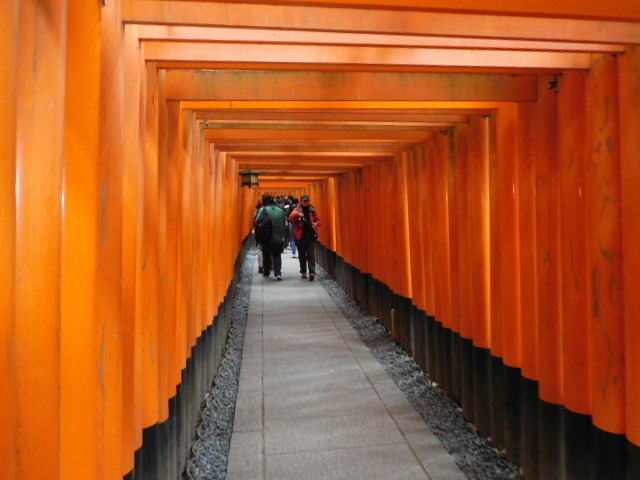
[
  {"xmin": 468, "ymin": 115, "xmax": 491, "ymax": 349},
  {"xmin": 534, "ymin": 76, "xmax": 562, "ymax": 403},
  {"xmin": 558, "ymin": 70, "xmax": 590, "ymax": 415},
  {"xmin": 157, "ymin": 69, "xmax": 171, "ymax": 417},
  {"xmin": 165, "ymin": 101, "xmax": 183, "ymax": 393},
  {"xmin": 0, "ymin": 1, "xmax": 18, "ymax": 476},
  {"xmin": 491, "ymin": 105, "xmax": 521, "ymax": 365},
  {"xmin": 326, "ymin": 176, "xmax": 337, "ymax": 251},
  {"xmin": 14, "ymin": 1, "xmax": 66, "ymax": 478},
  {"xmin": 515, "ymin": 103, "xmax": 538, "ymax": 381},
  {"xmin": 141, "ymin": 61, "xmax": 161, "ymax": 427},
  {"xmin": 396, "ymin": 152, "xmax": 413, "ymax": 298},
  {"xmin": 431, "ymin": 133, "xmax": 453, "ymax": 329},
  {"xmin": 587, "ymin": 54, "xmax": 625, "ymax": 434},
  {"xmin": 121, "ymin": 24, "xmax": 144, "ymax": 465},
  {"xmin": 446, "ymin": 131, "xmax": 461, "ymax": 335},
  {"xmin": 99, "ymin": 0, "xmax": 125, "ymax": 475},
  {"xmin": 453, "ymin": 124, "xmax": 473, "ymax": 340},
  {"xmin": 619, "ymin": 46, "xmax": 640, "ymax": 446},
  {"xmin": 60, "ymin": 0, "xmax": 101, "ymax": 478},
  {"xmin": 407, "ymin": 149, "xmax": 426, "ymax": 311},
  {"xmin": 419, "ymin": 142, "xmax": 437, "ymax": 319}
]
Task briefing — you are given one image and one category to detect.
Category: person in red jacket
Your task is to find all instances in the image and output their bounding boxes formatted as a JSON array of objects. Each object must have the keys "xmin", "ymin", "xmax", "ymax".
[{"xmin": 288, "ymin": 194, "xmax": 321, "ymax": 281}]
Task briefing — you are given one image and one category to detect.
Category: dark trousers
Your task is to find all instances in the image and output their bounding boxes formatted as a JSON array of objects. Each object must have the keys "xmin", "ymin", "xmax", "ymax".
[
  {"xmin": 262, "ymin": 241, "xmax": 283, "ymax": 276},
  {"xmin": 295, "ymin": 231, "xmax": 316, "ymax": 275}
]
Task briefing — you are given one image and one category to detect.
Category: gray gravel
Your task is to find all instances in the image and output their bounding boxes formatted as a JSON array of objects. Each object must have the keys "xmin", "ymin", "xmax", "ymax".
[{"xmin": 183, "ymin": 247, "xmax": 523, "ymax": 480}]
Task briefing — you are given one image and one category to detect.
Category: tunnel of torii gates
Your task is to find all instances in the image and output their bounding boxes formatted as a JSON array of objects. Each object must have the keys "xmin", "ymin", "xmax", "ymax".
[{"xmin": 3, "ymin": 0, "xmax": 640, "ymax": 479}]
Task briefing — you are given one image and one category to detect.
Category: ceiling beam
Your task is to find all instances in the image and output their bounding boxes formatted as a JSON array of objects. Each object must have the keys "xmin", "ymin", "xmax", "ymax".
[
  {"xmin": 165, "ymin": 70, "xmax": 536, "ymax": 101},
  {"xmin": 123, "ymin": 1, "xmax": 640, "ymax": 44},
  {"xmin": 145, "ymin": 41, "xmax": 591, "ymax": 71},
  {"xmin": 137, "ymin": 25, "xmax": 625, "ymax": 54}
]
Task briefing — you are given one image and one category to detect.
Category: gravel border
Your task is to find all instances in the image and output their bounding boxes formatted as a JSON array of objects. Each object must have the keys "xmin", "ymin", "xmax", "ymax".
[{"xmin": 184, "ymin": 247, "xmax": 523, "ymax": 480}]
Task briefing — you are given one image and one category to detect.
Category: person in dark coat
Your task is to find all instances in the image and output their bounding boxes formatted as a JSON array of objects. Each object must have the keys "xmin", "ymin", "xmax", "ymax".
[
  {"xmin": 255, "ymin": 194, "xmax": 287, "ymax": 280},
  {"xmin": 288, "ymin": 194, "xmax": 321, "ymax": 281}
]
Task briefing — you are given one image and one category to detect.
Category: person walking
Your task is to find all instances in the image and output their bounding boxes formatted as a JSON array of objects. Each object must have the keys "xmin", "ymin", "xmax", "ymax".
[
  {"xmin": 255, "ymin": 194, "xmax": 287, "ymax": 280},
  {"xmin": 289, "ymin": 194, "xmax": 321, "ymax": 281}
]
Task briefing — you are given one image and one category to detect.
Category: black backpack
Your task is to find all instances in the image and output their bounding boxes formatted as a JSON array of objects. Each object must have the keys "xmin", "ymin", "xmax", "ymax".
[{"xmin": 254, "ymin": 207, "xmax": 272, "ymax": 244}]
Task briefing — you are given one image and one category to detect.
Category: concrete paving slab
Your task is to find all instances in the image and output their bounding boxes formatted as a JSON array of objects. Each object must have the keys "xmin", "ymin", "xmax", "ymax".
[
  {"xmin": 265, "ymin": 444, "xmax": 431, "ymax": 480},
  {"xmin": 233, "ymin": 390, "xmax": 263, "ymax": 432},
  {"xmin": 265, "ymin": 413, "xmax": 406, "ymax": 455},
  {"xmin": 264, "ymin": 387, "xmax": 388, "ymax": 421},
  {"xmin": 226, "ymin": 431, "xmax": 263, "ymax": 480},
  {"xmin": 262, "ymin": 368, "xmax": 372, "ymax": 395}
]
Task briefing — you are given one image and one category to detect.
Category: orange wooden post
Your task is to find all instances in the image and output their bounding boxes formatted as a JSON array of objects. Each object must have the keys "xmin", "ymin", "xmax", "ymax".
[
  {"xmin": 587, "ymin": 53, "xmax": 625, "ymax": 435},
  {"xmin": 396, "ymin": 152, "xmax": 413, "ymax": 298},
  {"xmin": 558, "ymin": 70, "xmax": 590, "ymax": 416},
  {"xmin": 121, "ymin": 24, "xmax": 145, "ymax": 468},
  {"xmin": 432, "ymin": 133, "xmax": 453, "ymax": 330},
  {"xmin": 453, "ymin": 124, "xmax": 473, "ymax": 341},
  {"xmin": 60, "ymin": 0, "xmax": 101, "ymax": 478},
  {"xmin": 99, "ymin": 0, "xmax": 126, "ymax": 475},
  {"xmin": 492, "ymin": 104, "xmax": 522, "ymax": 367},
  {"xmin": 468, "ymin": 115, "xmax": 491, "ymax": 350},
  {"xmin": 141, "ymin": 61, "xmax": 162, "ymax": 427},
  {"xmin": 515, "ymin": 103, "xmax": 538, "ymax": 382},
  {"xmin": 0, "ymin": 1, "xmax": 18, "ymax": 477},
  {"xmin": 534, "ymin": 76, "xmax": 563, "ymax": 404},
  {"xmin": 446, "ymin": 131, "xmax": 461, "ymax": 336},
  {"xmin": 407, "ymin": 148, "xmax": 426, "ymax": 311},
  {"xmin": 419, "ymin": 142, "xmax": 437, "ymax": 319},
  {"xmin": 14, "ymin": 1, "xmax": 67, "ymax": 478},
  {"xmin": 156, "ymin": 68, "xmax": 171, "ymax": 420},
  {"xmin": 166, "ymin": 101, "xmax": 183, "ymax": 393},
  {"xmin": 619, "ymin": 46, "xmax": 640, "ymax": 447}
]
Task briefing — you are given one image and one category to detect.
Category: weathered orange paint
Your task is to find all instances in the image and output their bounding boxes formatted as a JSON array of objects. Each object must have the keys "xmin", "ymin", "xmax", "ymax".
[
  {"xmin": 419, "ymin": 143, "xmax": 437, "ymax": 318},
  {"xmin": 139, "ymin": 0, "xmax": 640, "ymax": 21},
  {"xmin": 446, "ymin": 131, "xmax": 461, "ymax": 334},
  {"xmin": 121, "ymin": 23, "xmax": 145, "ymax": 464},
  {"xmin": 491, "ymin": 105, "xmax": 521, "ymax": 365},
  {"xmin": 587, "ymin": 53, "xmax": 625, "ymax": 434},
  {"xmin": 619, "ymin": 46, "xmax": 640, "ymax": 447},
  {"xmin": 429, "ymin": 133, "xmax": 454, "ymax": 329},
  {"xmin": 14, "ymin": 1, "xmax": 66, "ymax": 478},
  {"xmin": 453, "ymin": 124, "xmax": 474, "ymax": 340},
  {"xmin": 515, "ymin": 102, "xmax": 539, "ymax": 381},
  {"xmin": 138, "ymin": 25, "xmax": 625, "ymax": 57},
  {"xmin": 534, "ymin": 76, "xmax": 563, "ymax": 403},
  {"xmin": 0, "ymin": 0, "xmax": 18, "ymax": 476},
  {"xmin": 163, "ymin": 70, "xmax": 538, "ymax": 102},
  {"xmin": 60, "ymin": 0, "xmax": 101, "ymax": 478},
  {"xmin": 406, "ymin": 148, "xmax": 426, "ymax": 311},
  {"xmin": 467, "ymin": 115, "xmax": 491, "ymax": 349},
  {"xmin": 558, "ymin": 70, "xmax": 591, "ymax": 415},
  {"xmin": 99, "ymin": 0, "xmax": 126, "ymax": 473},
  {"xmin": 122, "ymin": 1, "xmax": 640, "ymax": 45}
]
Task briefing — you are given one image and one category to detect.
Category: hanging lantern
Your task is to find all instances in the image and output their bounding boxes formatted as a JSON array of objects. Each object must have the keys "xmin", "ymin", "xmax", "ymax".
[{"xmin": 239, "ymin": 170, "xmax": 260, "ymax": 188}]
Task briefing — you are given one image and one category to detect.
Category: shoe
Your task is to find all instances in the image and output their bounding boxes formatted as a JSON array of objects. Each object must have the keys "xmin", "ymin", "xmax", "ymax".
[
  {"xmin": 309, "ymin": 274, "xmax": 315, "ymax": 281},
  {"xmin": 292, "ymin": 255, "xmax": 297, "ymax": 258},
  {"xmin": 301, "ymin": 273, "xmax": 308, "ymax": 278},
  {"xmin": 276, "ymin": 275, "xmax": 283, "ymax": 281},
  {"xmin": 258, "ymin": 267, "xmax": 263, "ymax": 273}
]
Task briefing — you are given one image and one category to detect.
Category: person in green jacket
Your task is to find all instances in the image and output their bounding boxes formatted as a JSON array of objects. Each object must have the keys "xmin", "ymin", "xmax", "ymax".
[{"xmin": 255, "ymin": 194, "xmax": 287, "ymax": 280}]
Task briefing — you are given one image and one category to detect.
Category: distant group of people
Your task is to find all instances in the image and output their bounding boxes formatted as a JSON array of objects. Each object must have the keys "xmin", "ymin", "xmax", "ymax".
[{"xmin": 254, "ymin": 193, "xmax": 321, "ymax": 281}]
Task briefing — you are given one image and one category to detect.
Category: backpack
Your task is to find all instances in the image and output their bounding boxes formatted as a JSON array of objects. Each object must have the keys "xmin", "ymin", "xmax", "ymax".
[{"xmin": 254, "ymin": 207, "xmax": 272, "ymax": 245}]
